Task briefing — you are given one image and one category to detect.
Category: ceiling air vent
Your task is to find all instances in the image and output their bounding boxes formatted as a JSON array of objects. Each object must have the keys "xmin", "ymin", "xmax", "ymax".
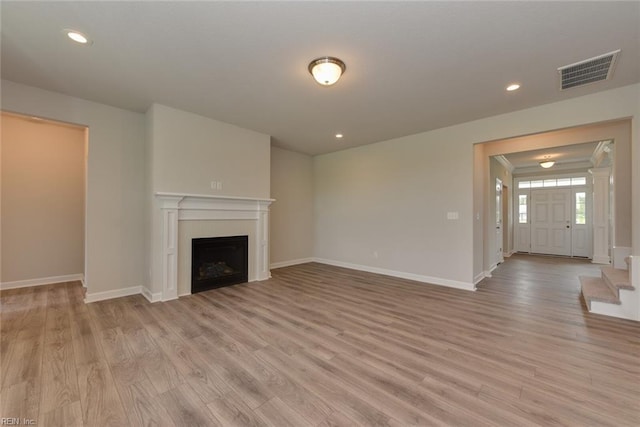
[{"xmin": 558, "ymin": 49, "xmax": 620, "ymax": 90}]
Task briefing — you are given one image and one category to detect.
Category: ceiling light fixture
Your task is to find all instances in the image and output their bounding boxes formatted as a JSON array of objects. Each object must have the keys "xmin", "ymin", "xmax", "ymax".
[
  {"xmin": 308, "ymin": 57, "xmax": 346, "ymax": 86},
  {"xmin": 539, "ymin": 156, "xmax": 555, "ymax": 168},
  {"xmin": 335, "ymin": 133, "xmax": 343, "ymax": 139},
  {"xmin": 506, "ymin": 83, "xmax": 520, "ymax": 91},
  {"xmin": 65, "ymin": 29, "xmax": 91, "ymax": 45}
]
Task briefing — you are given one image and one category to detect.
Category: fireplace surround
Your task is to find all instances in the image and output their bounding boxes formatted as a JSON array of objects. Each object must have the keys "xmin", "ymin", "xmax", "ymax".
[{"xmin": 153, "ymin": 193, "xmax": 273, "ymax": 302}]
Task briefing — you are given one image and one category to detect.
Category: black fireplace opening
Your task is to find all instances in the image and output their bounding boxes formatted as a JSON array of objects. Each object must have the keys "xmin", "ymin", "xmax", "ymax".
[{"xmin": 191, "ymin": 235, "xmax": 248, "ymax": 294}]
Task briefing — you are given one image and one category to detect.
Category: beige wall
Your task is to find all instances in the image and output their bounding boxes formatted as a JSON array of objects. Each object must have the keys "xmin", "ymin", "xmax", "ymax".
[
  {"xmin": 1, "ymin": 80, "xmax": 146, "ymax": 297},
  {"xmin": 147, "ymin": 104, "xmax": 270, "ymax": 197},
  {"xmin": 270, "ymin": 147, "xmax": 314, "ymax": 265},
  {"xmin": 314, "ymin": 133, "xmax": 474, "ymax": 285},
  {"xmin": 1, "ymin": 113, "xmax": 86, "ymax": 283}
]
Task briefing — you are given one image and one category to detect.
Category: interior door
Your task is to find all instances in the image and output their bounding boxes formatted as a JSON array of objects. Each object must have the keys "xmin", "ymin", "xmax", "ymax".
[
  {"xmin": 502, "ymin": 185, "xmax": 509, "ymax": 256},
  {"xmin": 495, "ymin": 178, "xmax": 504, "ymax": 264},
  {"xmin": 531, "ymin": 189, "xmax": 571, "ymax": 256}
]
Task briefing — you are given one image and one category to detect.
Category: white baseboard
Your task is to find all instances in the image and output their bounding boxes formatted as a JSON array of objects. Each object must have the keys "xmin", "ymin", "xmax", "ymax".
[
  {"xmin": 482, "ymin": 263, "xmax": 499, "ymax": 279},
  {"xmin": 270, "ymin": 258, "xmax": 314, "ymax": 269},
  {"xmin": 141, "ymin": 286, "xmax": 162, "ymax": 303},
  {"xmin": 503, "ymin": 250, "xmax": 515, "ymax": 258},
  {"xmin": 592, "ymin": 255, "xmax": 611, "ymax": 265},
  {"xmin": 473, "ymin": 272, "xmax": 486, "ymax": 285},
  {"xmin": 1, "ymin": 273, "xmax": 84, "ymax": 290},
  {"xmin": 85, "ymin": 285, "xmax": 142, "ymax": 303},
  {"xmin": 312, "ymin": 258, "xmax": 476, "ymax": 291}
]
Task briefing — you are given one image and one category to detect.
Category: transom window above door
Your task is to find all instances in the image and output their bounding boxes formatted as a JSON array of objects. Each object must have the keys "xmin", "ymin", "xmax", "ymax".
[{"xmin": 518, "ymin": 176, "xmax": 587, "ymax": 189}]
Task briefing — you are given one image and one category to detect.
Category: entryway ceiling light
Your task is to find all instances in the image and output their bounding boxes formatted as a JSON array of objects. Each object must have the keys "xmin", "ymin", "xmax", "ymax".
[
  {"xmin": 64, "ymin": 29, "xmax": 92, "ymax": 45},
  {"xmin": 308, "ymin": 57, "xmax": 346, "ymax": 86},
  {"xmin": 539, "ymin": 156, "xmax": 555, "ymax": 168}
]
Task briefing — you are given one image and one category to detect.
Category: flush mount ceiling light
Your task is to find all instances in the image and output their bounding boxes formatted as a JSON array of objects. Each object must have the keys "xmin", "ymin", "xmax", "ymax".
[
  {"xmin": 64, "ymin": 29, "xmax": 92, "ymax": 45},
  {"xmin": 335, "ymin": 133, "xmax": 343, "ymax": 139},
  {"xmin": 308, "ymin": 57, "xmax": 346, "ymax": 86},
  {"xmin": 539, "ymin": 156, "xmax": 555, "ymax": 168},
  {"xmin": 506, "ymin": 83, "xmax": 521, "ymax": 91}
]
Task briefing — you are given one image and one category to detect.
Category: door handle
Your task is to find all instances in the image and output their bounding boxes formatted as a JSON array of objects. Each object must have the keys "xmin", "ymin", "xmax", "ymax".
[{"xmin": 566, "ymin": 225, "xmax": 570, "ymax": 229}]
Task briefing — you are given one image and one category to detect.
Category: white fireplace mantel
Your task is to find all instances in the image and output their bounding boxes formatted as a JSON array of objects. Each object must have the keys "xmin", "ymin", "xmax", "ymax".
[{"xmin": 154, "ymin": 192, "xmax": 274, "ymax": 301}]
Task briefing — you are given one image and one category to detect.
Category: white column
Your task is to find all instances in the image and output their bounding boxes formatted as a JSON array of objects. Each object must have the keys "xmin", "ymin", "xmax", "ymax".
[
  {"xmin": 256, "ymin": 202, "xmax": 271, "ymax": 280},
  {"xmin": 159, "ymin": 195, "xmax": 183, "ymax": 301},
  {"xmin": 590, "ymin": 168, "xmax": 611, "ymax": 264}
]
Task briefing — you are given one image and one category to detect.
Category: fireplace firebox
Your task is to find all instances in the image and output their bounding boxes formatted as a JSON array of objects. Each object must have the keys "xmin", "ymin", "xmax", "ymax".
[{"xmin": 191, "ymin": 235, "xmax": 248, "ymax": 294}]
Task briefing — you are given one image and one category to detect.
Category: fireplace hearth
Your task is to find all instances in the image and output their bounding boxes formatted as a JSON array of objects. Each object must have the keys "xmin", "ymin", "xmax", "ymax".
[{"xmin": 191, "ymin": 235, "xmax": 248, "ymax": 293}]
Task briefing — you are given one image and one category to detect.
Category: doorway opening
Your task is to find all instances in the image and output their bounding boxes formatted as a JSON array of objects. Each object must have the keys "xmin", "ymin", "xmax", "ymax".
[
  {"xmin": 0, "ymin": 111, "xmax": 88, "ymax": 289},
  {"xmin": 474, "ymin": 119, "xmax": 632, "ymax": 280}
]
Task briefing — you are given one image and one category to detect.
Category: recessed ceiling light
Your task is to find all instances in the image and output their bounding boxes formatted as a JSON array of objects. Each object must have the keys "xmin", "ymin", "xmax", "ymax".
[
  {"xmin": 335, "ymin": 133, "xmax": 343, "ymax": 139},
  {"xmin": 506, "ymin": 83, "xmax": 521, "ymax": 91},
  {"xmin": 65, "ymin": 29, "xmax": 91, "ymax": 45}
]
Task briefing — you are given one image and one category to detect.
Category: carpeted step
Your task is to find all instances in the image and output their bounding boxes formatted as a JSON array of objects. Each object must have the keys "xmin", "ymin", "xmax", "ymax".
[
  {"xmin": 602, "ymin": 266, "xmax": 634, "ymax": 291},
  {"xmin": 580, "ymin": 276, "xmax": 620, "ymax": 310}
]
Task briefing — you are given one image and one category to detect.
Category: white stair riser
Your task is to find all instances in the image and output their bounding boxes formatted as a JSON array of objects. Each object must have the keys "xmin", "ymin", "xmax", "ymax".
[{"xmin": 590, "ymin": 288, "xmax": 638, "ymax": 320}]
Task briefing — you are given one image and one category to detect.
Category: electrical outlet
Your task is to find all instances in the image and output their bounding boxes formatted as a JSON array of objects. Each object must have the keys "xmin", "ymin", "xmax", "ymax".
[
  {"xmin": 216, "ymin": 181, "xmax": 223, "ymax": 190},
  {"xmin": 373, "ymin": 251, "xmax": 379, "ymax": 258}
]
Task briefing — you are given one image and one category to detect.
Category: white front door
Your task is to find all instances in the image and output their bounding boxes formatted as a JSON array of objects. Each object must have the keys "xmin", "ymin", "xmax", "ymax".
[{"xmin": 531, "ymin": 189, "xmax": 571, "ymax": 256}]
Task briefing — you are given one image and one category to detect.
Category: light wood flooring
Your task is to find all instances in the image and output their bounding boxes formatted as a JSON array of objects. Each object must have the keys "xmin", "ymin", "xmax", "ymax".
[{"xmin": 1, "ymin": 254, "xmax": 639, "ymax": 426}]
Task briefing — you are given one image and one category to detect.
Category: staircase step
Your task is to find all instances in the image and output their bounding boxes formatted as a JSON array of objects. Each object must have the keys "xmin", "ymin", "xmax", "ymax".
[
  {"xmin": 580, "ymin": 276, "xmax": 620, "ymax": 309},
  {"xmin": 601, "ymin": 266, "xmax": 634, "ymax": 290}
]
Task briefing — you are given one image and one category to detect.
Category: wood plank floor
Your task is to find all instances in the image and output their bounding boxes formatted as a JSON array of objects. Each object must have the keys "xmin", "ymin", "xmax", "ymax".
[{"xmin": 1, "ymin": 254, "xmax": 639, "ymax": 426}]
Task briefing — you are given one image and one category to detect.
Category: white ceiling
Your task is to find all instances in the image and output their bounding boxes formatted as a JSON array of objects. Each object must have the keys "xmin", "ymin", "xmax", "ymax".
[{"xmin": 2, "ymin": 1, "xmax": 639, "ymax": 155}]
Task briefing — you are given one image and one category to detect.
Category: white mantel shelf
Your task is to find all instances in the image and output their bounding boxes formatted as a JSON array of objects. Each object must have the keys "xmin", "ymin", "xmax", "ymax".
[
  {"xmin": 154, "ymin": 192, "xmax": 274, "ymax": 302},
  {"xmin": 156, "ymin": 192, "xmax": 275, "ymax": 203}
]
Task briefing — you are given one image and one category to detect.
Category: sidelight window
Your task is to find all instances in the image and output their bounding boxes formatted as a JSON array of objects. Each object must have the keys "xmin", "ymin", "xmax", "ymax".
[
  {"xmin": 575, "ymin": 192, "xmax": 586, "ymax": 225},
  {"xmin": 518, "ymin": 194, "xmax": 527, "ymax": 224}
]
